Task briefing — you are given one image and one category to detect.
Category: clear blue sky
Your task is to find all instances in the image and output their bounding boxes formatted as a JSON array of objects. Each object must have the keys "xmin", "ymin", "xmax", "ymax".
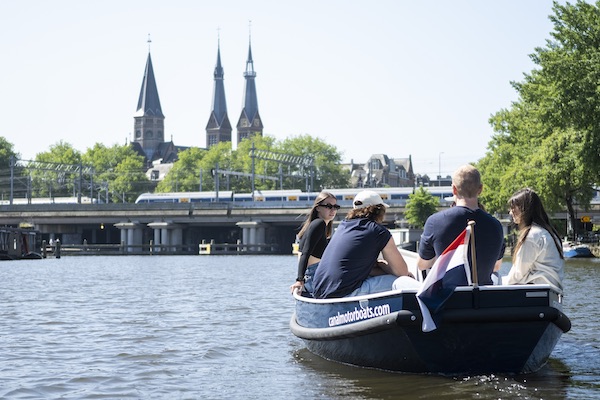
[{"xmin": 0, "ymin": 1, "xmax": 560, "ymax": 178}]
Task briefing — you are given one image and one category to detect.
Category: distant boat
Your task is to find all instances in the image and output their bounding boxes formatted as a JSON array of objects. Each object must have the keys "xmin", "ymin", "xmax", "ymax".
[
  {"xmin": 562, "ymin": 242, "xmax": 595, "ymax": 258},
  {"xmin": 0, "ymin": 226, "xmax": 43, "ymax": 260}
]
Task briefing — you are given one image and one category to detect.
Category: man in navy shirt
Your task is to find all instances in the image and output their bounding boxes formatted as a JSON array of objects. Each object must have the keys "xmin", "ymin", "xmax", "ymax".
[{"xmin": 417, "ymin": 165, "xmax": 504, "ymax": 285}]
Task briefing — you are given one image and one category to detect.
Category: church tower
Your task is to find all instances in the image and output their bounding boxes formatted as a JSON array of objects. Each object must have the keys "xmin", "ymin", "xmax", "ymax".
[
  {"xmin": 206, "ymin": 40, "xmax": 232, "ymax": 148},
  {"xmin": 133, "ymin": 45, "xmax": 165, "ymax": 161},
  {"xmin": 236, "ymin": 36, "xmax": 263, "ymax": 143}
]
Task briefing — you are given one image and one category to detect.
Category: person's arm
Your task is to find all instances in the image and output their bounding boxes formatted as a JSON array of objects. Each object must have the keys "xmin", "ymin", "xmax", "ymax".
[
  {"xmin": 507, "ymin": 232, "xmax": 541, "ymax": 284},
  {"xmin": 290, "ymin": 219, "xmax": 325, "ymax": 292},
  {"xmin": 493, "ymin": 258, "xmax": 503, "ymax": 272},
  {"xmin": 417, "ymin": 256, "xmax": 436, "ymax": 271},
  {"xmin": 416, "ymin": 217, "xmax": 436, "ymax": 271},
  {"xmin": 380, "ymin": 238, "xmax": 413, "ymax": 278},
  {"xmin": 494, "ymin": 239, "xmax": 506, "ymax": 272}
]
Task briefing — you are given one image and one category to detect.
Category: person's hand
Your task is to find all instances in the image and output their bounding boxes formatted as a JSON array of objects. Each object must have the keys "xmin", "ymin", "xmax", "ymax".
[{"xmin": 290, "ymin": 281, "xmax": 304, "ymax": 294}]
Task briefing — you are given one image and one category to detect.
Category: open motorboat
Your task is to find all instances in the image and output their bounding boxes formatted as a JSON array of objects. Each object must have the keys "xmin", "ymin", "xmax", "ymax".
[
  {"xmin": 562, "ymin": 241, "xmax": 595, "ymax": 258},
  {"xmin": 290, "ymin": 249, "xmax": 571, "ymax": 375}
]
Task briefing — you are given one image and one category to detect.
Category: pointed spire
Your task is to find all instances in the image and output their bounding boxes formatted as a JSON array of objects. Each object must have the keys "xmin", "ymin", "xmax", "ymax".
[
  {"xmin": 211, "ymin": 36, "xmax": 228, "ymax": 125},
  {"xmin": 241, "ymin": 27, "xmax": 258, "ymax": 121},
  {"xmin": 135, "ymin": 47, "xmax": 164, "ymax": 118},
  {"xmin": 237, "ymin": 23, "xmax": 262, "ymax": 143},
  {"xmin": 206, "ymin": 32, "xmax": 232, "ymax": 147},
  {"xmin": 244, "ymin": 22, "xmax": 256, "ymax": 79}
]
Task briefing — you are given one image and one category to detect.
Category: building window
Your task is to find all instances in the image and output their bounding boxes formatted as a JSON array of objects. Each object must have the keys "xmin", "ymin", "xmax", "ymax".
[
  {"xmin": 208, "ymin": 135, "xmax": 218, "ymax": 146},
  {"xmin": 151, "ymin": 170, "xmax": 160, "ymax": 181},
  {"xmin": 146, "ymin": 130, "xmax": 153, "ymax": 138},
  {"xmin": 135, "ymin": 130, "xmax": 141, "ymax": 138}
]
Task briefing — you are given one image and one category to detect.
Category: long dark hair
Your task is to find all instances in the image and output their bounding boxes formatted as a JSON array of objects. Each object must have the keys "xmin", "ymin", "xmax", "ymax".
[
  {"xmin": 297, "ymin": 191, "xmax": 336, "ymax": 239},
  {"xmin": 508, "ymin": 188, "xmax": 563, "ymax": 259}
]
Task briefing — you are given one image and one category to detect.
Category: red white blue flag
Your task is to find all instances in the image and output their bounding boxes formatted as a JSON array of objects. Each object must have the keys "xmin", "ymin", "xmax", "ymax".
[{"xmin": 416, "ymin": 226, "xmax": 472, "ymax": 332}]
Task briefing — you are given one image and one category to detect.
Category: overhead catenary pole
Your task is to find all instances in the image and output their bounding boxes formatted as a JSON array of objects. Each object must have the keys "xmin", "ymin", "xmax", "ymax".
[{"xmin": 251, "ymin": 142, "xmax": 255, "ymax": 201}]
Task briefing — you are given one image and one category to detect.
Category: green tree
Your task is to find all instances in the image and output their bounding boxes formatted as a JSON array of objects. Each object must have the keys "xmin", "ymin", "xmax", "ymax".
[
  {"xmin": 30, "ymin": 141, "xmax": 83, "ymax": 198},
  {"xmin": 276, "ymin": 134, "xmax": 350, "ymax": 190},
  {"xmin": 404, "ymin": 186, "xmax": 439, "ymax": 228},
  {"xmin": 478, "ymin": 1, "xmax": 599, "ymax": 239},
  {"xmin": 0, "ymin": 137, "xmax": 20, "ymax": 199},
  {"xmin": 110, "ymin": 156, "xmax": 149, "ymax": 203},
  {"xmin": 234, "ymin": 135, "xmax": 279, "ymax": 192},
  {"xmin": 156, "ymin": 146, "xmax": 208, "ymax": 192},
  {"xmin": 157, "ymin": 134, "xmax": 349, "ymax": 193},
  {"xmin": 82, "ymin": 143, "xmax": 151, "ymax": 202}
]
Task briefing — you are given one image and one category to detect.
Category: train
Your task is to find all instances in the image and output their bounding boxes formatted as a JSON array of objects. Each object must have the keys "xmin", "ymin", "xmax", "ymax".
[
  {"xmin": 134, "ymin": 187, "xmax": 455, "ymax": 207},
  {"xmin": 0, "ymin": 196, "xmax": 97, "ymax": 205}
]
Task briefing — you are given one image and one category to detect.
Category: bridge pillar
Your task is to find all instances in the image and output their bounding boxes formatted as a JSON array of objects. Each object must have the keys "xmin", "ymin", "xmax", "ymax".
[
  {"xmin": 114, "ymin": 221, "xmax": 143, "ymax": 253},
  {"xmin": 148, "ymin": 221, "xmax": 183, "ymax": 252},
  {"xmin": 236, "ymin": 220, "xmax": 266, "ymax": 252}
]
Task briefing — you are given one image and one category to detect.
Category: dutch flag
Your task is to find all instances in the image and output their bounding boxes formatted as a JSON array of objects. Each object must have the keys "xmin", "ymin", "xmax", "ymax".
[{"xmin": 416, "ymin": 226, "xmax": 473, "ymax": 332}]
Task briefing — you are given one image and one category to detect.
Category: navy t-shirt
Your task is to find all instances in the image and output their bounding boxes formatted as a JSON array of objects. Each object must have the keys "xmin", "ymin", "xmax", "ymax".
[
  {"xmin": 419, "ymin": 206, "xmax": 504, "ymax": 285},
  {"xmin": 312, "ymin": 218, "xmax": 391, "ymax": 298}
]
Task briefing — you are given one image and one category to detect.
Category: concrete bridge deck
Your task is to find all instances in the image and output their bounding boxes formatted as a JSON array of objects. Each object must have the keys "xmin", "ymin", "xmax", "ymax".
[{"xmin": 0, "ymin": 202, "xmax": 404, "ymax": 255}]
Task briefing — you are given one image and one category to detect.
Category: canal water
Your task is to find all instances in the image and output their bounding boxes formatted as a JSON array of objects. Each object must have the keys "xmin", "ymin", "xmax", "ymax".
[{"xmin": 0, "ymin": 255, "xmax": 598, "ymax": 399}]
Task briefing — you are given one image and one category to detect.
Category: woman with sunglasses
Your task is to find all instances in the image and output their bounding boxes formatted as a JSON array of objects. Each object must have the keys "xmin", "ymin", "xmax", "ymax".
[
  {"xmin": 312, "ymin": 190, "xmax": 415, "ymax": 299},
  {"xmin": 290, "ymin": 191, "xmax": 340, "ymax": 294}
]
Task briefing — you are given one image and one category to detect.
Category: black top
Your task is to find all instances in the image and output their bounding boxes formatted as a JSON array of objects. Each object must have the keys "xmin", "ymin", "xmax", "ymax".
[{"xmin": 296, "ymin": 218, "xmax": 328, "ymax": 281}]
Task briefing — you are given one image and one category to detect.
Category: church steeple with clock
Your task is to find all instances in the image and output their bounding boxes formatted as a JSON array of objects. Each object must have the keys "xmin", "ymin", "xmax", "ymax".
[{"xmin": 236, "ymin": 34, "xmax": 263, "ymax": 144}]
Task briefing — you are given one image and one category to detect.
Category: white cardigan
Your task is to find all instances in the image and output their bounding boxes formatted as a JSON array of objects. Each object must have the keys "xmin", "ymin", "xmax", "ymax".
[{"xmin": 507, "ymin": 224, "xmax": 564, "ymax": 291}]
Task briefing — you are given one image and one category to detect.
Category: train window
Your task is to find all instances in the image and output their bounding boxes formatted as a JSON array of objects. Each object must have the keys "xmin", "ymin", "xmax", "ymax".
[{"xmin": 288, "ymin": 196, "xmax": 298, "ymax": 201}]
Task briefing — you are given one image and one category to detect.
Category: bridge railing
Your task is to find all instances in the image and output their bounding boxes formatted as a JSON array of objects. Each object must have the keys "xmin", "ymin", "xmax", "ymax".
[{"xmin": 42, "ymin": 242, "xmax": 200, "ymax": 257}]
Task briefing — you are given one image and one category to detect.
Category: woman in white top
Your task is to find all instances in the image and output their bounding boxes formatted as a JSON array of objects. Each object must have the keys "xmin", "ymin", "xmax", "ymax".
[{"xmin": 507, "ymin": 188, "xmax": 564, "ymax": 291}]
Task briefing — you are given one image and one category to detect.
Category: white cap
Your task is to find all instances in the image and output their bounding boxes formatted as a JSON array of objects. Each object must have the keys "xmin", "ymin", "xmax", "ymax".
[{"xmin": 353, "ymin": 190, "xmax": 389, "ymax": 209}]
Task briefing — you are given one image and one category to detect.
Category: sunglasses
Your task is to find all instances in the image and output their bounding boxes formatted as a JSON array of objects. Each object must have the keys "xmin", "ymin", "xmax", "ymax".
[{"xmin": 319, "ymin": 203, "xmax": 341, "ymax": 210}]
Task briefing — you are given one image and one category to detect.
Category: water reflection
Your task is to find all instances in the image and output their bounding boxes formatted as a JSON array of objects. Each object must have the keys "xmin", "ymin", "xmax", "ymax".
[{"xmin": 292, "ymin": 347, "xmax": 577, "ymax": 400}]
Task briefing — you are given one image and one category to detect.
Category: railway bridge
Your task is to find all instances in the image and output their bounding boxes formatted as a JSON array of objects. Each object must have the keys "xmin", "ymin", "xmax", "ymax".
[
  {"xmin": 2, "ymin": 201, "xmax": 598, "ymax": 255},
  {"xmin": 0, "ymin": 202, "xmax": 409, "ymax": 255}
]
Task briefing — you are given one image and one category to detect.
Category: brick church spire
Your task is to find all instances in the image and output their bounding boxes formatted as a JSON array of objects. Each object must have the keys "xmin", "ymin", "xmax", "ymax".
[
  {"xmin": 206, "ymin": 37, "xmax": 232, "ymax": 148},
  {"xmin": 133, "ymin": 36, "xmax": 165, "ymax": 161}
]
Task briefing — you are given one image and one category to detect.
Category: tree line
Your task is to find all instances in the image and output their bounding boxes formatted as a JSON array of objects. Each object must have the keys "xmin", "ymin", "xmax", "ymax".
[{"xmin": 0, "ymin": 135, "xmax": 349, "ymax": 203}]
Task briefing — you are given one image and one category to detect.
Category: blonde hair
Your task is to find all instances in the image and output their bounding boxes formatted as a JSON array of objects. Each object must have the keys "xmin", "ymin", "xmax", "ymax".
[
  {"xmin": 452, "ymin": 165, "xmax": 482, "ymax": 198},
  {"xmin": 297, "ymin": 191, "xmax": 336, "ymax": 239}
]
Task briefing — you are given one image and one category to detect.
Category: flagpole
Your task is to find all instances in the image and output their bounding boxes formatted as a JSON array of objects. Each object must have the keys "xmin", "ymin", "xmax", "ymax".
[{"xmin": 468, "ymin": 220, "xmax": 478, "ymax": 288}]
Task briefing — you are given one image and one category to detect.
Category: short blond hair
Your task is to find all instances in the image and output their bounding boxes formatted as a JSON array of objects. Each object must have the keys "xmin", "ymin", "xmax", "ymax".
[{"xmin": 452, "ymin": 165, "xmax": 482, "ymax": 199}]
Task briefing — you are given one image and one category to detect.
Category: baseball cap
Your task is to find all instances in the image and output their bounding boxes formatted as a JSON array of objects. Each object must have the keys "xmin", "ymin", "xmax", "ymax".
[{"xmin": 353, "ymin": 190, "xmax": 389, "ymax": 209}]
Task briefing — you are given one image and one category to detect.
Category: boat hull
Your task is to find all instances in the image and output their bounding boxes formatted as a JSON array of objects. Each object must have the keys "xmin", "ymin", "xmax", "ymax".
[
  {"xmin": 563, "ymin": 246, "xmax": 595, "ymax": 258},
  {"xmin": 291, "ymin": 285, "xmax": 570, "ymax": 375}
]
